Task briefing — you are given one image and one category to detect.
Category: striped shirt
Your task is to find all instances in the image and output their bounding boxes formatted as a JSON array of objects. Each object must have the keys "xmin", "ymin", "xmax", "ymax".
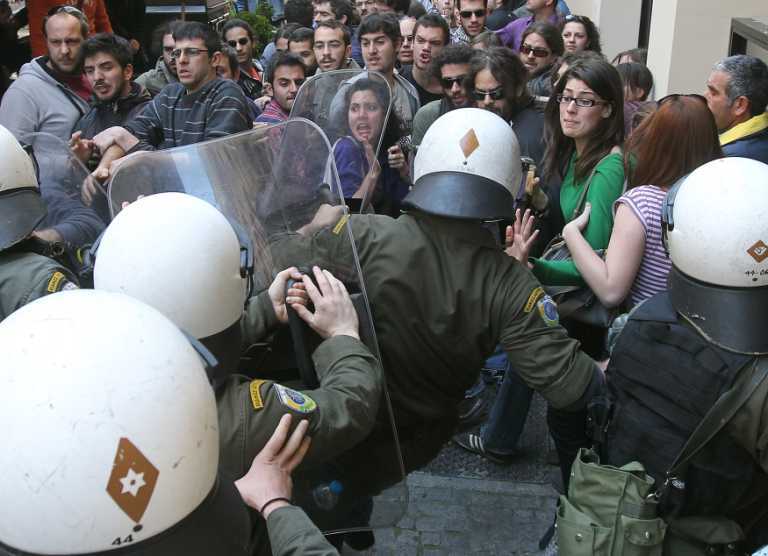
[
  {"xmin": 614, "ymin": 185, "xmax": 672, "ymax": 307},
  {"xmin": 126, "ymin": 78, "xmax": 252, "ymax": 151}
]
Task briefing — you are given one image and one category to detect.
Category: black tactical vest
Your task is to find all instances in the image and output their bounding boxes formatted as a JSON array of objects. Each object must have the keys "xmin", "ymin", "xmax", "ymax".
[{"xmin": 604, "ymin": 292, "xmax": 768, "ymax": 542}]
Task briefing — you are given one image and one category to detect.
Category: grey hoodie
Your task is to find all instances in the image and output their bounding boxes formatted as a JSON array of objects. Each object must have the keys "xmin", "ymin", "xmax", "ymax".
[
  {"xmin": 0, "ymin": 57, "xmax": 90, "ymax": 142},
  {"xmin": 135, "ymin": 57, "xmax": 178, "ymax": 97}
]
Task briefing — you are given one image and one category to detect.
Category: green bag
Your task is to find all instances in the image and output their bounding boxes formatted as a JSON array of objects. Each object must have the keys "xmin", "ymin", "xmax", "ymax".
[
  {"xmin": 557, "ymin": 358, "xmax": 768, "ymax": 556},
  {"xmin": 556, "ymin": 448, "xmax": 667, "ymax": 556}
]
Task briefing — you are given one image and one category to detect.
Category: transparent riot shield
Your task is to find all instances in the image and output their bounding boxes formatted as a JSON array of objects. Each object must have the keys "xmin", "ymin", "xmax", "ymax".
[
  {"xmin": 107, "ymin": 120, "xmax": 407, "ymax": 534},
  {"xmin": 19, "ymin": 132, "xmax": 108, "ymax": 250},
  {"xmin": 290, "ymin": 70, "xmax": 394, "ymax": 213}
]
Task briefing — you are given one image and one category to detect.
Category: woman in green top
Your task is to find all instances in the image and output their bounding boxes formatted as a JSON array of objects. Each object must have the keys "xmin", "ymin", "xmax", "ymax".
[{"xmin": 514, "ymin": 57, "xmax": 625, "ymax": 356}]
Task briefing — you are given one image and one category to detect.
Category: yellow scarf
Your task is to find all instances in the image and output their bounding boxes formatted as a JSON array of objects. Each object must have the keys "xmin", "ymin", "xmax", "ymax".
[{"xmin": 720, "ymin": 112, "xmax": 768, "ymax": 146}]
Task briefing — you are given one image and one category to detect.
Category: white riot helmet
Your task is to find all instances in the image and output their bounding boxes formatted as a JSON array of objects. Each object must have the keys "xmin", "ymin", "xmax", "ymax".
[
  {"xmin": 0, "ymin": 290, "xmax": 251, "ymax": 555},
  {"xmin": 0, "ymin": 125, "xmax": 44, "ymax": 251},
  {"xmin": 94, "ymin": 193, "xmax": 253, "ymax": 384},
  {"xmin": 405, "ymin": 108, "xmax": 522, "ymax": 220},
  {"xmin": 662, "ymin": 157, "xmax": 768, "ymax": 354}
]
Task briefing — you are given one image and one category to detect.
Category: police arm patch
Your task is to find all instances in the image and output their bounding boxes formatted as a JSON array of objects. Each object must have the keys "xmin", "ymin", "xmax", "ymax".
[
  {"xmin": 537, "ymin": 295, "xmax": 559, "ymax": 327},
  {"xmin": 47, "ymin": 271, "xmax": 77, "ymax": 293},
  {"xmin": 274, "ymin": 384, "xmax": 317, "ymax": 414},
  {"xmin": 249, "ymin": 379, "xmax": 268, "ymax": 411},
  {"xmin": 524, "ymin": 286, "xmax": 545, "ymax": 313}
]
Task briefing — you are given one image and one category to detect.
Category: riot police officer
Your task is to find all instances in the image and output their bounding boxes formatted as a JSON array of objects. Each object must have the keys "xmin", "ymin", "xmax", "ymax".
[
  {"xmin": 595, "ymin": 157, "xmax": 768, "ymax": 554},
  {"xmin": 0, "ymin": 288, "xmax": 339, "ymax": 556},
  {"xmin": 266, "ymin": 108, "xmax": 603, "ymax": 486},
  {"xmin": 92, "ymin": 192, "xmax": 384, "ymax": 478},
  {"xmin": 0, "ymin": 124, "xmax": 78, "ymax": 321}
]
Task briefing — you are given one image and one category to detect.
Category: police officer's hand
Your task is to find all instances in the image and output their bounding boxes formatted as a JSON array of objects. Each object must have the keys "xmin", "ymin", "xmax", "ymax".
[
  {"xmin": 235, "ymin": 414, "xmax": 311, "ymax": 518},
  {"xmin": 269, "ymin": 267, "xmax": 308, "ymax": 324},
  {"xmin": 293, "ymin": 266, "xmax": 360, "ymax": 340}
]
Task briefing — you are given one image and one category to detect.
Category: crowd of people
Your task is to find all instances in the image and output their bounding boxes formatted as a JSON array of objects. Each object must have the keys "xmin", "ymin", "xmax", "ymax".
[{"xmin": 1, "ymin": 0, "xmax": 768, "ymax": 554}]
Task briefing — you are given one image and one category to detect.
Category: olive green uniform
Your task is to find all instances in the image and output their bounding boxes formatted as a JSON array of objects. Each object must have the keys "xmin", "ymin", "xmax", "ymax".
[
  {"xmin": 263, "ymin": 212, "xmax": 599, "ymax": 490},
  {"xmin": 0, "ymin": 251, "xmax": 78, "ymax": 321},
  {"xmin": 270, "ymin": 212, "xmax": 596, "ymax": 423},
  {"xmin": 218, "ymin": 291, "xmax": 383, "ymax": 478},
  {"xmin": 266, "ymin": 506, "xmax": 339, "ymax": 556}
]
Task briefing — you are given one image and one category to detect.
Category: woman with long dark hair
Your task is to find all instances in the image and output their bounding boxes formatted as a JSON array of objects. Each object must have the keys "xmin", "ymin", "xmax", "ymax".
[
  {"xmin": 562, "ymin": 95, "xmax": 722, "ymax": 308},
  {"xmin": 517, "ymin": 57, "xmax": 625, "ymax": 356},
  {"xmin": 333, "ymin": 77, "xmax": 409, "ymax": 217},
  {"xmin": 560, "ymin": 14, "xmax": 601, "ymax": 55}
]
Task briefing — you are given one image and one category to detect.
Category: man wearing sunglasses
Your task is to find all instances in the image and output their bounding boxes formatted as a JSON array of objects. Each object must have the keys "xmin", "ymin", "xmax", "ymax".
[
  {"xmin": 0, "ymin": 6, "xmax": 91, "ymax": 142},
  {"xmin": 222, "ymin": 19, "xmax": 265, "ymax": 100},
  {"xmin": 135, "ymin": 20, "xmax": 180, "ymax": 98},
  {"xmin": 495, "ymin": 0, "xmax": 560, "ymax": 51},
  {"xmin": 411, "ymin": 43, "xmax": 473, "ymax": 149},
  {"xmin": 450, "ymin": 0, "xmax": 488, "ymax": 45},
  {"xmin": 468, "ymin": 47, "xmax": 544, "ymax": 167}
]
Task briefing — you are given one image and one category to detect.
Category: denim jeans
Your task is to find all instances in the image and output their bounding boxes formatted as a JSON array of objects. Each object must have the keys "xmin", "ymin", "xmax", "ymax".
[{"xmin": 479, "ymin": 353, "xmax": 535, "ymax": 455}]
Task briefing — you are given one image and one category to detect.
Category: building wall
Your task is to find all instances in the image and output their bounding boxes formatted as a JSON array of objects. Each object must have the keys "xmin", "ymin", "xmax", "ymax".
[
  {"xmin": 562, "ymin": 0, "xmax": 643, "ymax": 62},
  {"xmin": 645, "ymin": 0, "xmax": 768, "ymax": 96}
]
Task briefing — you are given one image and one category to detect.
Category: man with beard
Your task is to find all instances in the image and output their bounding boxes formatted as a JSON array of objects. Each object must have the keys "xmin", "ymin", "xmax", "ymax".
[
  {"xmin": 0, "ymin": 6, "xmax": 91, "ymax": 141},
  {"xmin": 398, "ymin": 14, "xmax": 448, "ymax": 106},
  {"xmin": 468, "ymin": 46, "xmax": 544, "ymax": 167},
  {"xmin": 71, "ymin": 33, "xmax": 151, "ymax": 173},
  {"xmin": 411, "ymin": 43, "xmax": 473, "ymax": 148},
  {"xmin": 256, "ymin": 52, "xmax": 306, "ymax": 124},
  {"xmin": 79, "ymin": 21, "xmax": 253, "ymax": 203},
  {"xmin": 288, "ymin": 27, "xmax": 319, "ymax": 75},
  {"xmin": 450, "ymin": 0, "xmax": 489, "ymax": 44},
  {"xmin": 314, "ymin": 21, "xmax": 359, "ymax": 73},
  {"xmin": 222, "ymin": 19, "xmax": 264, "ymax": 100},
  {"xmin": 135, "ymin": 20, "xmax": 180, "ymax": 97}
]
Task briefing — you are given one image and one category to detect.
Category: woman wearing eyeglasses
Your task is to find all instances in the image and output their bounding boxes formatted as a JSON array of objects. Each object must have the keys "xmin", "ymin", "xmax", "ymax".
[
  {"xmin": 518, "ymin": 22, "xmax": 563, "ymax": 97},
  {"xmin": 514, "ymin": 57, "xmax": 625, "ymax": 357},
  {"xmin": 561, "ymin": 95, "xmax": 721, "ymax": 312},
  {"xmin": 560, "ymin": 14, "xmax": 601, "ymax": 55}
]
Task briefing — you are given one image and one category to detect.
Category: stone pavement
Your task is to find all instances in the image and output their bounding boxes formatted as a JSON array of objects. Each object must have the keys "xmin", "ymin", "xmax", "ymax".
[
  {"xmin": 341, "ymin": 391, "xmax": 560, "ymax": 555},
  {"xmin": 368, "ymin": 473, "xmax": 557, "ymax": 555}
]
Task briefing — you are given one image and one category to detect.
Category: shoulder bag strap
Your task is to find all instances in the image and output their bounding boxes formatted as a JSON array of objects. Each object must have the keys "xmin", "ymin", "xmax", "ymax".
[
  {"xmin": 664, "ymin": 357, "xmax": 768, "ymax": 483},
  {"xmin": 568, "ymin": 151, "xmax": 620, "ymax": 222}
]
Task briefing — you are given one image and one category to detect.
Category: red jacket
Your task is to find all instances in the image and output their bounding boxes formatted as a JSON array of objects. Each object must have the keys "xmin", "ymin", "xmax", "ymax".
[{"xmin": 30, "ymin": 0, "xmax": 113, "ymax": 57}]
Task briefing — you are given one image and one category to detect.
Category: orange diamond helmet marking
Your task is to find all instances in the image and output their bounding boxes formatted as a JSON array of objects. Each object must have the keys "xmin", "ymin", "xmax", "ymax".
[
  {"xmin": 459, "ymin": 129, "xmax": 480, "ymax": 158},
  {"xmin": 106, "ymin": 438, "xmax": 160, "ymax": 523},
  {"xmin": 747, "ymin": 240, "xmax": 768, "ymax": 263}
]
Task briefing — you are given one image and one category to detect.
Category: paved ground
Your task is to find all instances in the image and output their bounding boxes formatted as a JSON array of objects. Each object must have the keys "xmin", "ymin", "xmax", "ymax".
[{"xmin": 340, "ymin": 389, "xmax": 561, "ymax": 555}]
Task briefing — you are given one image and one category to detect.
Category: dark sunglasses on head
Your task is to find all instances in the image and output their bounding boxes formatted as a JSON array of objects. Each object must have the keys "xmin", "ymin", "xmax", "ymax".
[
  {"xmin": 440, "ymin": 75, "xmax": 466, "ymax": 89},
  {"xmin": 520, "ymin": 44, "xmax": 551, "ymax": 58},
  {"xmin": 657, "ymin": 93, "xmax": 707, "ymax": 106},
  {"xmin": 227, "ymin": 38, "xmax": 250, "ymax": 47},
  {"xmin": 564, "ymin": 14, "xmax": 587, "ymax": 24},
  {"xmin": 47, "ymin": 4, "xmax": 85, "ymax": 17},
  {"xmin": 459, "ymin": 9, "xmax": 485, "ymax": 18},
  {"xmin": 472, "ymin": 87, "xmax": 504, "ymax": 101}
]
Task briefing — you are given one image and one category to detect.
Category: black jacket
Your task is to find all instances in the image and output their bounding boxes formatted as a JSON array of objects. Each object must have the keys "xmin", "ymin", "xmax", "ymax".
[{"xmin": 73, "ymin": 81, "xmax": 151, "ymax": 140}]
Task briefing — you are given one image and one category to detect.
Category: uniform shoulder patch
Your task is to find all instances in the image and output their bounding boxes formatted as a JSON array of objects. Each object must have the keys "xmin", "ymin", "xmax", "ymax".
[
  {"xmin": 274, "ymin": 384, "xmax": 317, "ymax": 414},
  {"xmin": 249, "ymin": 379, "xmax": 269, "ymax": 411},
  {"xmin": 537, "ymin": 295, "xmax": 559, "ymax": 327},
  {"xmin": 524, "ymin": 286, "xmax": 545, "ymax": 313},
  {"xmin": 332, "ymin": 214, "xmax": 350, "ymax": 235},
  {"xmin": 47, "ymin": 271, "xmax": 77, "ymax": 293}
]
